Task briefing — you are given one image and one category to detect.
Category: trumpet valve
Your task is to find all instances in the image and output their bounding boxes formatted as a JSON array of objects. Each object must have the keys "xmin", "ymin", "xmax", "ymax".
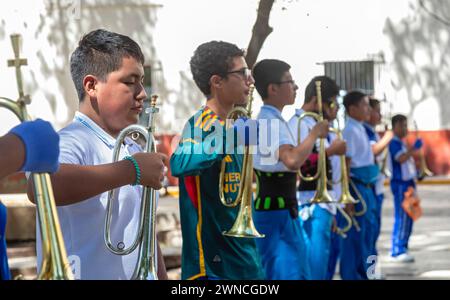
[{"xmin": 150, "ymin": 95, "xmax": 158, "ymax": 107}]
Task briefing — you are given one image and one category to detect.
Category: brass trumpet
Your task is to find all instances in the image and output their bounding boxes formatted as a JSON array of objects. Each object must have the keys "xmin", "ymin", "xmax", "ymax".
[
  {"xmin": 334, "ymin": 206, "xmax": 353, "ymax": 238},
  {"xmin": 379, "ymin": 147, "xmax": 391, "ymax": 177},
  {"xmin": 104, "ymin": 95, "xmax": 160, "ymax": 280},
  {"xmin": 329, "ymin": 129, "xmax": 358, "ymax": 206},
  {"xmin": 218, "ymin": 85, "xmax": 264, "ymax": 238},
  {"xmin": 379, "ymin": 123, "xmax": 392, "ymax": 177},
  {"xmin": 329, "ymin": 118, "xmax": 358, "ymax": 237},
  {"xmin": 414, "ymin": 121, "xmax": 433, "ymax": 180},
  {"xmin": 0, "ymin": 34, "xmax": 73, "ymax": 280},
  {"xmin": 349, "ymin": 179, "xmax": 367, "ymax": 217},
  {"xmin": 297, "ymin": 81, "xmax": 334, "ymax": 204}
]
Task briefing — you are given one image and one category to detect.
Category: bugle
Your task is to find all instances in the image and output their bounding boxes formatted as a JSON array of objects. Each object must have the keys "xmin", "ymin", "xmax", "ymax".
[
  {"xmin": 218, "ymin": 85, "xmax": 264, "ymax": 238},
  {"xmin": 0, "ymin": 34, "xmax": 73, "ymax": 280},
  {"xmin": 104, "ymin": 95, "xmax": 160, "ymax": 280}
]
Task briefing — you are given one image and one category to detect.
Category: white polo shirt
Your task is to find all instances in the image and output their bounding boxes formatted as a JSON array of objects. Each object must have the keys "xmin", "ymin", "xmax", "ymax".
[
  {"xmin": 342, "ymin": 117, "xmax": 375, "ymax": 175},
  {"xmin": 389, "ymin": 135, "xmax": 417, "ymax": 181},
  {"xmin": 288, "ymin": 109, "xmax": 336, "ymax": 215},
  {"xmin": 254, "ymin": 104, "xmax": 296, "ymax": 172},
  {"xmin": 36, "ymin": 111, "xmax": 154, "ymax": 280}
]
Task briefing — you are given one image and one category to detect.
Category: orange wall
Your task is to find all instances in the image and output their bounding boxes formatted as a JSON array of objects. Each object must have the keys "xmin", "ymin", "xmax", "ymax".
[
  {"xmin": 1, "ymin": 130, "xmax": 449, "ymax": 194},
  {"xmin": 162, "ymin": 130, "xmax": 450, "ymax": 187},
  {"xmin": 404, "ymin": 130, "xmax": 450, "ymax": 175}
]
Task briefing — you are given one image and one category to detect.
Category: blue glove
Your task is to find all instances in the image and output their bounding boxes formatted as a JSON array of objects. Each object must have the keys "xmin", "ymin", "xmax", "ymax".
[
  {"xmin": 413, "ymin": 138, "xmax": 423, "ymax": 150},
  {"xmin": 233, "ymin": 117, "xmax": 259, "ymax": 147},
  {"xmin": 8, "ymin": 119, "xmax": 60, "ymax": 173}
]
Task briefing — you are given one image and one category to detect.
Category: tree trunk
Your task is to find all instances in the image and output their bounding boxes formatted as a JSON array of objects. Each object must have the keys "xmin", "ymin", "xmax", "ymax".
[{"xmin": 245, "ymin": 0, "xmax": 275, "ymax": 69}]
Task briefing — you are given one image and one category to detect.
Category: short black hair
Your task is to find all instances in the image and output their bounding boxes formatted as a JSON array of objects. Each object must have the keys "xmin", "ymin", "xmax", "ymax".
[
  {"xmin": 392, "ymin": 114, "xmax": 407, "ymax": 128},
  {"xmin": 252, "ymin": 59, "xmax": 291, "ymax": 99},
  {"xmin": 190, "ymin": 41, "xmax": 244, "ymax": 97},
  {"xmin": 304, "ymin": 76, "xmax": 340, "ymax": 104},
  {"xmin": 343, "ymin": 91, "xmax": 367, "ymax": 111},
  {"xmin": 369, "ymin": 97, "xmax": 380, "ymax": 108},
  {"xmin": 70, "ymin": 29, "xmax": 145, "ymax": 102}
]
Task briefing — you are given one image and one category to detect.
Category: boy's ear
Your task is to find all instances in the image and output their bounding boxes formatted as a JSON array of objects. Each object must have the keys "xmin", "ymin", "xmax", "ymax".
[
  {"xmin": 347, "ymin": 105, "xmax": 355, "ymax": 116},
  {"xmin": 84, "ymin": 75, "xmax": 98, "ymax": 98},
  {"xmin": 267, "ymin": 83, "xmax": 277, "ymax": 97},
  {"xmin": 210, "ymin": 75, "xmax": 223, "ymax": 91}
]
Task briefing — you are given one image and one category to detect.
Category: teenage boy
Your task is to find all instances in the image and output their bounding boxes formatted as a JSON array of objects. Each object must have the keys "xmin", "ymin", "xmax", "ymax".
[
  {"xmin": 388, "ymin": 114, "xmax": 422, "ymax": 263},
  {"xmin": 340, "ymin": 91, "xmax": 379, "ymax": 280},
  {"xmin": 27, "ymin": 29, "xmax": 167, "ymax": 280},
  {"xmin": 288, "ymin": 76, "xmax": 345, "ymax": 280},
  {"xmin": 252, "ymin": 60, "xmax": 328, "ymax": 279},
  {"xmin": 170, "ymin": 41, "xmax": 264, "ymax": 280}
]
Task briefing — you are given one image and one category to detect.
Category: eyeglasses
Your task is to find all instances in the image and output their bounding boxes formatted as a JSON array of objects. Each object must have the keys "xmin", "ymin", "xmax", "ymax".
[
  {"xmin": 226, "ymin": 68, "xmax": 252, "ymax": 80},
  {"xmin": 274, "ymin": 80, "xmax": 296, "ymax": 86}
]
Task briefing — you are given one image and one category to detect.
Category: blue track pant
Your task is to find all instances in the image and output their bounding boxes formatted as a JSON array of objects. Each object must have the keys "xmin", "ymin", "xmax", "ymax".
[
  {"xmin": 254, "ymin": 209, "xmax": 310, "ymax": 279},
  {"xmin": 390, "ymin": 180, "xmax": 415, "ymax": 257}
]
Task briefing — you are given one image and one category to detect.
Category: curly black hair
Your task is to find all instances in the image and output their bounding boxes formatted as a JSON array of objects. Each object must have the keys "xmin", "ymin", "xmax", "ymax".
[{"xmin": 190, "ymin": 41, "xmax": 244, "ymax": 97}]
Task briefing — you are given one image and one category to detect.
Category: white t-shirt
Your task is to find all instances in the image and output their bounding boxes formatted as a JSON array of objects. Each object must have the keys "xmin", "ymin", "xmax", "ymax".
[
  {"xmin": 389, "ymin": 136, "xmax": 417, "ymax": 181},
  {"xmin": 342, "ymin": 117, "xmax": 375, "ymax": 173},
  {"xmin": 36, "ymin": 111, "xmax": 155, "ymax": 280},
  {"xmin": 288, "ymin": 109, "xmax": 336, "ymax": 215},
  {"xmin": 254, "ymin": 104, "xmax": 296, "ymax": 172}
]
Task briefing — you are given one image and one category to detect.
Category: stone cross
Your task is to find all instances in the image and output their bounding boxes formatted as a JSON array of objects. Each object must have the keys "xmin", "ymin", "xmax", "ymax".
[{"xmin": 7, "ymin": 34, "xmax": 30, "ymax": 105}]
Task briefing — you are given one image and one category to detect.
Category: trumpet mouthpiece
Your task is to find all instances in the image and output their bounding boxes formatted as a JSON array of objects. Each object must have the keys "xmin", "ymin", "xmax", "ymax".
[
  {"xmin": 315, "ymin": 80, "xmax": 321, "ymax": 88},
  {"xmin": 150, "ymin": 95, "xmax": 158, "ymax": 107}
]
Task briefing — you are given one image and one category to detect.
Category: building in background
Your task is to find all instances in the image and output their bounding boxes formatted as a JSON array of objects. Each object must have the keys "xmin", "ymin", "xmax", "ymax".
[{"xmin": 1, "ymin": 0, "xmax": 449, "ymax": 178}]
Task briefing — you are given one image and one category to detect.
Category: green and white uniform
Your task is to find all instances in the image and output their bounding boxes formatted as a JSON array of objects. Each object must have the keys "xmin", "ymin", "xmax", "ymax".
[{"xmin": 170, "ymin": 106, "xmax": 264, "ymax": 280}]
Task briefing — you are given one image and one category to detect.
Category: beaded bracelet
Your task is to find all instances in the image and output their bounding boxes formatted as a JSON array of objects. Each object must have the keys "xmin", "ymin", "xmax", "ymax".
[{"xmin": 124, "ymin": 156, "xmax": 141, "ymax": 186}]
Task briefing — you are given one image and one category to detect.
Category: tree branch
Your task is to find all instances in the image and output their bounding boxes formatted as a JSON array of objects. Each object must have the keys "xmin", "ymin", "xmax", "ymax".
[{"xmin": 245, "ymin": 0, "xmax": 275, "ymax": 69}]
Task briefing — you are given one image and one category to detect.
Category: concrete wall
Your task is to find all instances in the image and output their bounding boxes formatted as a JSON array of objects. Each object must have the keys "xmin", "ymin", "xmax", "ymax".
[
  {"xmin": 1, "ymin": 0, "xmax": 449, "ymax": 173},
  {"xmin": 1, "ymin": 0, "xmax": 164, "ymax": 133}
]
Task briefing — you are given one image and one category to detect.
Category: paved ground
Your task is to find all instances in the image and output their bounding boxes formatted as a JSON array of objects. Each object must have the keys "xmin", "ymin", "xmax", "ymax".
[
  {"xmin": 375, "ymin": 184, "xmax": 450, "ymax": 280},
  {"xmin": 7, "ymin": 184, "xmax": 449, "ymax": 280},
  {"xmin": 160, "ymin": 183, "xmax": 450, "ymax": 280}
]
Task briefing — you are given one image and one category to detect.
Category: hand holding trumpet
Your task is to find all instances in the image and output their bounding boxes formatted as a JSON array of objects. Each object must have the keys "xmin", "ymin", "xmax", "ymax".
[
  {"xmin": 131, "ymin": 152, "xmax": 168, "ymax": 189},
  {"xmin": 311, "ymin": 120, "xmax": 329, "ymax": 139}
]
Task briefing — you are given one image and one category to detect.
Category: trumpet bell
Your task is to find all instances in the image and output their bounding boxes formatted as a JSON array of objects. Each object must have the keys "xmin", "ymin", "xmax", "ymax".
[
  {"xmin": 418, "ymin": 153, "xmax": 433, "ymax": 180},
  {"xmin": 338, "ymin": 180, "xmax": 359, "ymax": 205},
  {"xmin": 223, "ymin": 196, "xmax": 265, "ymax": 238},
  {"xmin": 418, "ymin": 168, "xmax": 433, "ymax": 181},
  {"xmin": 310, "ymin": 189, "xmax": 335, "ymax": 204},
  {"xmin": 309, "ymin": 159, "xmax": 336, "ymax": 204},
  {"xmin": 223, "ymin": 210, "xmax": 265, "ymax": 238},
  {"xmin": 338, "ymin": 192, "xmax": 359, "ymax": 205},
  {"xmin": 222, "ymin": 159, "xmax": 264, "ymax": 238}
]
